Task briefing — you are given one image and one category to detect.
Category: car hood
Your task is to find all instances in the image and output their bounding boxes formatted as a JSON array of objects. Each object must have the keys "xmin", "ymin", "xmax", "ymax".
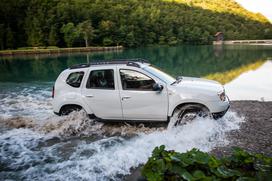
[{"xmin": 172, "ymin": 76, "xmax": 224, "ymax": 93}]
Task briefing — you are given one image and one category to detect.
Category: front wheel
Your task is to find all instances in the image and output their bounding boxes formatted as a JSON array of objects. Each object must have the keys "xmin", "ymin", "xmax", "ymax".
[{"xmin": 171, "ymin": 104, "xmax": 210, "ymax": 126}]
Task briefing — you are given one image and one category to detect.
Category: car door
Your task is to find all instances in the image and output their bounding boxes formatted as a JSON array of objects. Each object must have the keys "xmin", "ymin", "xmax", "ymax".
[
  {"xmin": 81, "ymin": 66, "xmax": 123, "ymax": 119},
  {"xmin": 118, "ymin": 68, "xmax": 168, "ymax": 121}
]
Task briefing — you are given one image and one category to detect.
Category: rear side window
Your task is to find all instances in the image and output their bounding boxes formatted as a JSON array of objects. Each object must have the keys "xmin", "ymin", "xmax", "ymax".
[
  {"xmin": 86, "ymin": 69, "xmax": 115, "ymax": 89},
  {"xmin": 66, "ymin": 71, "xmax": 84, "ymax": 88}
]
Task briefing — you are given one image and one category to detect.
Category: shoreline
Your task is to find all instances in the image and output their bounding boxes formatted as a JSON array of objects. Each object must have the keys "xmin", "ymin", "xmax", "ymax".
[
  {"xmin": 213, "ymin": 39, "xmax": 272, "ymax": 45},
  {"xmin": 125, "ymin": 100, "xmax": 272, "ymax": 180},
  {"xmin": 0, "ymin": 46, "xmax": 123, "ymax": 57}
]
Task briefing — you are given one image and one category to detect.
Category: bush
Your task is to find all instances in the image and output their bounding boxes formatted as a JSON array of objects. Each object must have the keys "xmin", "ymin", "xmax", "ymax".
[{"xmin": 142, "ymin": 145, "xmax": 272, "ymax": 181}]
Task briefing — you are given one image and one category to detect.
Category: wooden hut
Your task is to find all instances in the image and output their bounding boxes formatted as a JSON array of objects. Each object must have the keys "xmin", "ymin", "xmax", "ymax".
[{"xmin": 214, "ymin": 32, "xmax": 224, "ymax": 41}]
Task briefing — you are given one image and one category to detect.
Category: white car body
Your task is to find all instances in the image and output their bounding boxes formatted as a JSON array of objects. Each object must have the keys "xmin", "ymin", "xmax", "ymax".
[{"xmin": 52, "ymin": 59, "xmax": 229, "ymax": 121}]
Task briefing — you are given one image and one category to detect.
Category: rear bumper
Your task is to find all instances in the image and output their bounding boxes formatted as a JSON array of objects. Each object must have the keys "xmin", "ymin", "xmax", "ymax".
[{"xmin": 212, "ymin": 104, "xmax": 230, "ymax": 119}]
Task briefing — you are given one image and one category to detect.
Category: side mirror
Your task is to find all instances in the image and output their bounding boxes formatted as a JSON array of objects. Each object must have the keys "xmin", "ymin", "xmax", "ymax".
[
  {"xmin": 153, "ymin": 83, "xmax": 163, "ymax": 92},
  {"xmin": 176, "ymin": 76, "xmax": 183, "ymax": 80}
]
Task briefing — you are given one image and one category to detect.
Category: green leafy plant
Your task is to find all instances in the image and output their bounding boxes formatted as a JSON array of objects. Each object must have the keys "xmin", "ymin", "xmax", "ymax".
[{"xmin": 142, "ymin": 145, "xmax": 272, "ymax": 181}]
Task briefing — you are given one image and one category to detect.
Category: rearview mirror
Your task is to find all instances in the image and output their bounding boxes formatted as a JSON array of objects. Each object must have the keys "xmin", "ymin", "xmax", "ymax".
[{"xmin": 153, "ymin": 83, "xmax": 163, "ymax": 92}]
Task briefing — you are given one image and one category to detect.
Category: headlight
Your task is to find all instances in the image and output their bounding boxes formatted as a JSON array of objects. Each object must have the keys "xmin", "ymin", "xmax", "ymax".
[{"xmin": 218, "ymin": 91, "xmax": 226, "ymax": 101}]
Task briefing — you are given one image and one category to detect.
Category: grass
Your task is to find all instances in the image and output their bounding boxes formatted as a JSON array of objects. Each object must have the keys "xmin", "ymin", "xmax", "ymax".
[
  {"xmin": 0, "ymin": 46, "xmax": 123, "ymax": 55},
  {"xmin": 0, "ymin": 46, "xmax": 60, "ymax": 53},
  {"xmin": 16, "ymin": 46, "xmax": 59, "ymax": 50}
]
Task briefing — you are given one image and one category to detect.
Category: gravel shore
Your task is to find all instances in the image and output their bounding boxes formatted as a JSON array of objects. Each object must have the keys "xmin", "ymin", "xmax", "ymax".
[
  {"xmin": 126, "ymin": 100, "xmax": 272, "ymax": 180},
  {"xmin": 212, "ymin": 100, "xmax": 272, "ymax": 157}
]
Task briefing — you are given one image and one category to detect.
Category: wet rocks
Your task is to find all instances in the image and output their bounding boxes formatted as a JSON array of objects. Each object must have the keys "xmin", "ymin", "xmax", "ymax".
[{"xmin": 212, "ymin": 100, "xmax": 272, "ymax": 157}]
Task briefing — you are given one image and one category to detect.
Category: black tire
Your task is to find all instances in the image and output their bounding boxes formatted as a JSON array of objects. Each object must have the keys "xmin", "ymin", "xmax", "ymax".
[
  {"xmin": 60, "ymin": 105, "xmax": 82, "ymax": 116},
  {"xmin": 172, "ymin": 104, "xmax": 210, "ymax": 126}
]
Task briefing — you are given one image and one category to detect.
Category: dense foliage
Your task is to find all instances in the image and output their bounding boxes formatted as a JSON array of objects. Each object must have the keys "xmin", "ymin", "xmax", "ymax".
[
  {"xmin": 142, "ymin": 145, "xmax": 272, "ymax": 181},
  {"xmin": 0, "ymin": 0, "xmax": 272, "ymax": 49}
]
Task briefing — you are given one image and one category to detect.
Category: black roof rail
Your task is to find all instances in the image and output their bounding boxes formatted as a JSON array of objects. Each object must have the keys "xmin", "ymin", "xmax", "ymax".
[
  {"xmin": 69, "ymin": 58, "xmax": 149, "ymax": 69},
  {"xmin": 70, "ymin": 63, "xmax": 90, "ymax": 69}
]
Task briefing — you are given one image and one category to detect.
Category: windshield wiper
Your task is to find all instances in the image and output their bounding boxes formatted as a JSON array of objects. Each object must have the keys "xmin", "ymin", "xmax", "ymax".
[{"xmin": 171, "ymin": 76, "xmax": 183, "ymax": 85}]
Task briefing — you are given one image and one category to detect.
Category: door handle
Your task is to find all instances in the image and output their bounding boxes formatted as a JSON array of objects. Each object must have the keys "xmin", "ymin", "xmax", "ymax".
[
  {"xmin": 85, "ymin": 94, "xmax": 94, "ymax": 98},
  {"xmin": 122, "ymin": 96, "xmax": 131, "ymax": 100}
]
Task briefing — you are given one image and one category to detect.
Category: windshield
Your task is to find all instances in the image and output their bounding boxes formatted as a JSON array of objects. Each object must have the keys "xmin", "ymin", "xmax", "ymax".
[{"xmin": 143, "ymin": 65, "xmax": 175, "ymax": 84}]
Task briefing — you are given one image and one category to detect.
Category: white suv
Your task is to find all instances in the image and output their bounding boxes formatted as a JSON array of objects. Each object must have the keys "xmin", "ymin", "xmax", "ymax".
[{"xmin": 52, "ymin": 59, "xmax": 229, "ymax": 124}]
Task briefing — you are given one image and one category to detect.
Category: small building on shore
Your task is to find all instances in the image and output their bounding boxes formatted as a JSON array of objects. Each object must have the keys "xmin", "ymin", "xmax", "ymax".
[
  {"xmin": 213, "ymin": 32, "xmax": 224, "ymax": 45},
  {"xmin": 214, "ymin": 32, "xmax": 224, "ymax": 41}
]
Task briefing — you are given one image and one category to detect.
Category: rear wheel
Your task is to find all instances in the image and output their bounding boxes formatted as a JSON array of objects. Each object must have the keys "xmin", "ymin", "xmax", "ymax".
[
  {"xmin": 172, "ymin": 104, "xmax": 210, "ymax": 126},
  {"xmin": 60, "ymin": 105, "xmax": 82, "ymax": 116}
]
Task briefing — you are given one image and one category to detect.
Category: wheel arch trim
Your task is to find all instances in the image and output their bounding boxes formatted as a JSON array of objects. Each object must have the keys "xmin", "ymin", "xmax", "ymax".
[
  {"xmin": 169, "ymin": 101, "xmax": 210, "ymax": 117},
  {"xmin": 54, "ymin": 100, "xmax": 94, "ymax": 115}
]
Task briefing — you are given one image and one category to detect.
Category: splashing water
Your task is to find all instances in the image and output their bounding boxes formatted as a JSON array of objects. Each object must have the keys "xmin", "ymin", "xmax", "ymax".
[
  {"xmin": 0, "ymin": 82, "xmax": 53, "ymax": 119},
  {"xmin": 0, "ymin": 111, "xmax": 243, "ymax": 180},
  {"xmin": 0, "ymin": 82, "xmax": 244, "ymax": 180}
]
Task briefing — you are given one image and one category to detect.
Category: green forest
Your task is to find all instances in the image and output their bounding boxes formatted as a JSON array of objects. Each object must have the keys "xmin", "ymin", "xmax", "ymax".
[{"xmin": 0, "ymin": 0, "xmax": 272, "ymax": 50}]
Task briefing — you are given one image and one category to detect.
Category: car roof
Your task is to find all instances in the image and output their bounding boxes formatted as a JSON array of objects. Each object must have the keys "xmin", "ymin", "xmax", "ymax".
[{"xmin": 69, "ymin": 58, "xmax": 150, "ymax": 70}]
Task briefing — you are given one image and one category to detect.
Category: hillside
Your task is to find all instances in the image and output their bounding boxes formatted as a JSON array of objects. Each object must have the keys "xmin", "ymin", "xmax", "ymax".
[
  {"xmin": 173, "ymin": 0, "xmax": 269, "ymax": 23},
  {"xmin": 0, "ymin": 0, "xmax": 271, "ymax": 49}
]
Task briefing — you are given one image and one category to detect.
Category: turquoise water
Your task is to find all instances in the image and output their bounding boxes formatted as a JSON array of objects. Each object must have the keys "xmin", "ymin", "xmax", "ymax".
[{"xmin": 0, "ymin": 45, "xmax": 272, "ymax": 82}]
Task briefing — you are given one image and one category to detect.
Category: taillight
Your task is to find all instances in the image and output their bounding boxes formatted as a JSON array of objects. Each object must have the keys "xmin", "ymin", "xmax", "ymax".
[{"xmin": 52, "ymin": 86, "xmax": 55, "ymax": 98}]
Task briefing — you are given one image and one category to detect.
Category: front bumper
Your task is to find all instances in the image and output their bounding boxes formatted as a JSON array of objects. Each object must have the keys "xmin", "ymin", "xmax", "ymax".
[
  {"xmin": 208, "ymin": 94, "xmax": 230, "ymax": 119},
  {"xmin": 212, "ymin": 104, "xmax": 230, "ymax": 119}
]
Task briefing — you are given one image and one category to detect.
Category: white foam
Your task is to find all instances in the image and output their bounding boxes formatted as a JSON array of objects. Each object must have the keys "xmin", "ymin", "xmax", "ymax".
[
  {"xmin": 0, "ymin": 81, "xmax": 245, "ymax": 180},
  {"xmin": 0, "ymin": 111, "xmax": 243, "ymax": 180},
  {"xmin": 225, "ymin": 60, "xmax": 272, "ymax": 101},
  {"xmin": 0, "ymin": 82, "xmax": 53, "ymax": 119},
  {"xmin": 0, "ymin": 128, "xmax": 44, "ymax": 170}
]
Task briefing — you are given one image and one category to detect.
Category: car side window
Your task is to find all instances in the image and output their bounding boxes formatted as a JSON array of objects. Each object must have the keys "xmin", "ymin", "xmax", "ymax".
[
  {"xmin": 66, "ymin": 71, "xmax": 84, "ymax": 88},
  {"xmin": 120, "ymin": 69, "xmax": 155, "ymax": 91},
  {"xmin": 87, "ymin": 69, "xmax": 115, "ymax": 89}
]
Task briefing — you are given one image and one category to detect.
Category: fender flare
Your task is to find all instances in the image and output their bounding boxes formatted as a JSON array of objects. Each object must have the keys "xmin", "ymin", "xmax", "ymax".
[
  {"xmin": 56, "ymin": 100, "xmax": 94, "ymax": 115},
  {"xmin": 169, "ymin": 100, "xmax": 210, "ymax": 117}
]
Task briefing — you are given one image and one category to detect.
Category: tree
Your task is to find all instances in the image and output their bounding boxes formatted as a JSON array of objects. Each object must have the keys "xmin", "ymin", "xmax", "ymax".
[
  {"xmin": 126, "ymin": 32, "xmax": 136, "ymax": 47},
  {"xmin": 77, "ymin": 20, "xmax": 95, "ymax": 47},
  {"xmin": 0, "ymin": 24, "xmax": 4, "ymax": 50},
  {"xmin": 1, "ymin": 0, "xmax": 272, "ymax": 49},
  {"xmin": 98, "ymin": 20, "xmax": 115, "ymax": 46},
  {"xmin": 102, "ymin": 37, "xmax": 113, "ymax": 46},
  {"xmin": 61, "ymin": 23, "xmax": 78, "ymax": 47},
  {"xmin": 25, "ymin": 16, "xmax": 43, "ymax": 47},
  {"xmin": 48, "ymin": 26, "xmax": 58, "ymax": 46},
  {"xmin": 6, "ymin": 26, "xmax": 14, "ymax": 49}
]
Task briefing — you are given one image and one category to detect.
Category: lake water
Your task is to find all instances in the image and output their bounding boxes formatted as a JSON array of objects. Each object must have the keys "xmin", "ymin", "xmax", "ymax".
[
  {"xmin": 0, "ymin": 45, "xmax": 271, "ymax": 180},
  {"xmin": 1, "ymin": 45, "xmax": 272, "ymax": 82}
]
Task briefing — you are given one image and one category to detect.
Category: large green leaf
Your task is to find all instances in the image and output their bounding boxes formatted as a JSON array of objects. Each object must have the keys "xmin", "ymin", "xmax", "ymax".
[
  {"xmin": 142, "ymin": 145, "xmax": 272, "ymax": 181},
  {"xmin": 216, "ymin": 166, "xmax": 241, "ymax": 178},
  {"xmin": 192, "ymin": 170, "xmax": 206, "ymax": 179},
  {"xmin": 179, "ymin": 169, "xmax": 194, "ymax": 181}
]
